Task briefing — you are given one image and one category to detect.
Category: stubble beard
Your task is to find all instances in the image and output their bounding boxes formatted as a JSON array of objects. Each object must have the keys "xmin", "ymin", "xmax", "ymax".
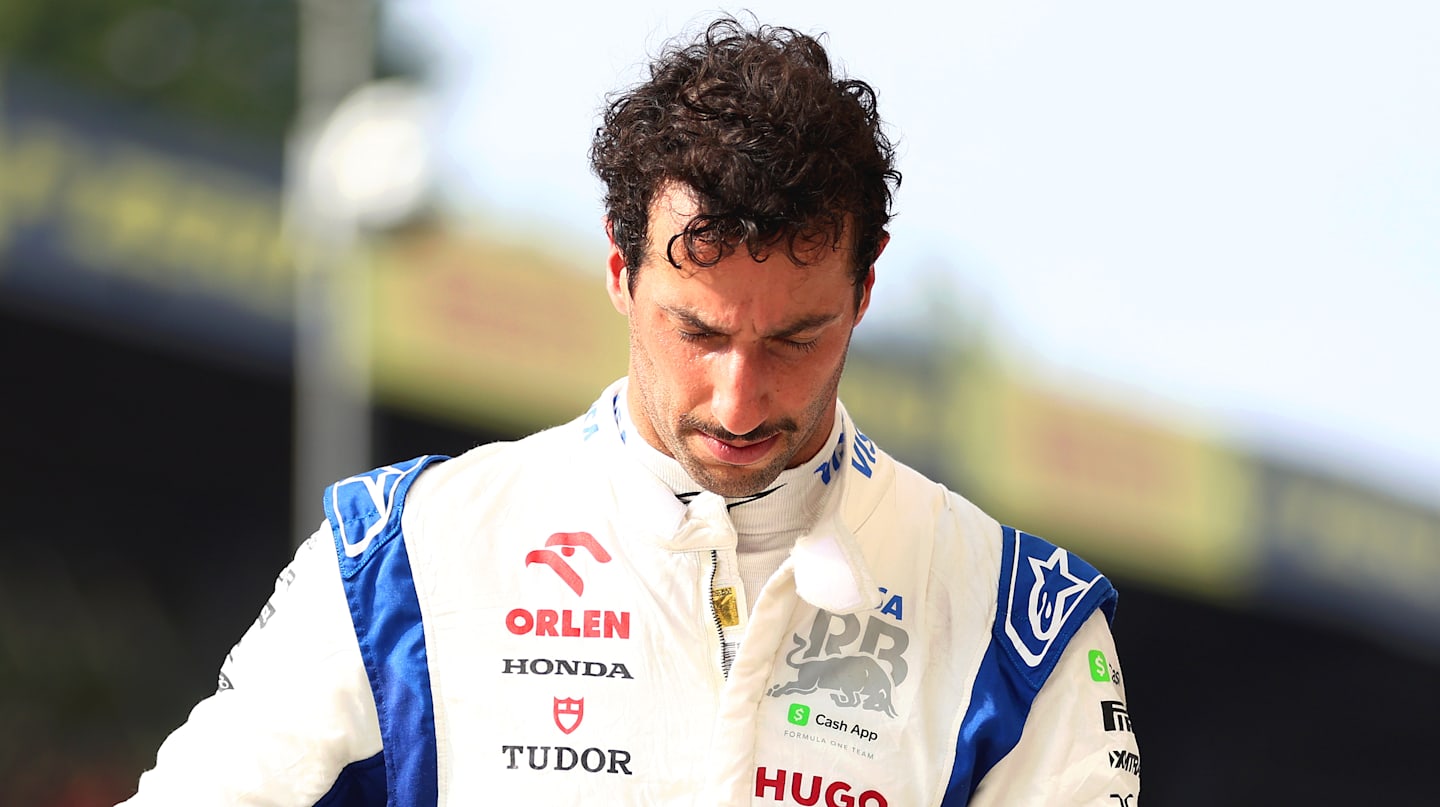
[{"xmin": 632, "ymin": 348, "xmax": 848, "ymax": 499}]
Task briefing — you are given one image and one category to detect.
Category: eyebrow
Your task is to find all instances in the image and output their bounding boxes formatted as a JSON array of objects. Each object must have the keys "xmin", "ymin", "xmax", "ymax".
[{"xmin": 660, "ymin": 304, "xmax": 840, "ymax": 339}]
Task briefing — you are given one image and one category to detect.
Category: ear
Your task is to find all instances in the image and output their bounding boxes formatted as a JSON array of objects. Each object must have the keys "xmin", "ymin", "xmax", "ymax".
[
  {"xmin": 853, "ymin": 265, "xmax": 877, "ymax": 326},
  {"xmin": 853, "ymin": 234, "xmax": 887, "ymax": 327},
  {"xmin": 605, "ymin": 218, "xmax": 630, "ymax": 316}
]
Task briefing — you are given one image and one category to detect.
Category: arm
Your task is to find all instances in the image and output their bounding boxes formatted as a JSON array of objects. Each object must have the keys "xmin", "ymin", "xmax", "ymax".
[
  {"xmin": 118, "ymin": 528, "xmax": 382, "ymax": 806},
  {"xmin": 967, "ymin": 612, "xmax": 1141, "ymax": 806}
]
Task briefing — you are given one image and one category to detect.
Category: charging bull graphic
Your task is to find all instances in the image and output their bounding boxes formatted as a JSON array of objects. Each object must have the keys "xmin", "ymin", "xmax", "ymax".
[{"xmin": 767, "ymin": 610, "xmax": 910, "ymax": 718}]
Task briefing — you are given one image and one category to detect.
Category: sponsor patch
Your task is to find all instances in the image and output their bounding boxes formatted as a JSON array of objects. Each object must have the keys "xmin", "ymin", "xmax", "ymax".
[
  {"xmin": 1109, "ymin": 749, "xmax": 1141, "ymax": 776},
  {"xmin": 553, "ymin": 697, "xmax": 583, "ymax": 735},
  {"xmin": 754, "ymin": 767, "xmax": 888, "ymax": 806},
  {"xmin": 998, "ymin": 528, "xmax": 1113, "ymax": 678},
  {"xmin": 329, "ymin": 459, "xmax": 431, "ymax": 559},
  {"xmin": 767, "ymin": 610, "xmax": 910, "ymax": 718},
  {"xmin": 812, "ymin": 430, "xmax": 848, "ymax": 485},
  {"xmin": 1088, "ymin": 649, "xmax": 1109, "ymax": 682},
  {"xmin": 875, "ymin": 587, "xmax": 904, "ymax": 621},
  {"xmin": 501, "ymin": 745, "xmax": 633, "ymax": 775},
  {"xmin": 1101, "ymin": 700, "xmax": 1134, "ymax": 733},
  {"xmin": 525, "ymin": 532, "xmax": 611, "ymax": 596},
  {"xmin": 812, "ymin": 712, "xmax": 879, "ymax": 743},
  {"xmin": 504, "ymin": 608, "xmax": 630, "ymax": 639},
  {"xmin": 501, "ymin": 658, "xmax": 633, "ymax": 679},
  {"xmin": 850, "ymin": 431, "xmax": 879, "ymax": 478},
  {"xmin": 787, "ymin": 703, "xmax": 810, "ymax": 726}
]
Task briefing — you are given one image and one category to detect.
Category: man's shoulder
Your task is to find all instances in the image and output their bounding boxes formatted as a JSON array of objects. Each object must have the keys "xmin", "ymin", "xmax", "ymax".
[
  {"xmin": 860, "ymin": 439, "xmax": 1118, "ymax": 660},
  {"xmin": 989, "ymin": 526, "xmax": 1117, "ymax": 687},
  {"xmin": 408, "ymin": 416, "xmax": 592, "ymax": 502},
  {"xmin": 868, "ymin": 443, "xmax": 1000, "ymax": 540}
]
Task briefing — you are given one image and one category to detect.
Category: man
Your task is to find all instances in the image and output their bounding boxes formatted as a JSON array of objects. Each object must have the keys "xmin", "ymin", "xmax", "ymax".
[{"xmin": 122, "ymin": 17, "xmax": 1139, "ymax": 806}]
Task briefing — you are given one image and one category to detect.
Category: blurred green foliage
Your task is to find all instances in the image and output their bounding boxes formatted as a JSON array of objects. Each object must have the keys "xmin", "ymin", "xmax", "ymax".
[{"xmin": 0, "ymin": 0, "xmax": 298, "ymax": 139}]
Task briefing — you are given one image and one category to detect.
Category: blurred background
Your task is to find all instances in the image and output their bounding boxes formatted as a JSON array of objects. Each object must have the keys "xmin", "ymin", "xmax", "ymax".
[{"xmin": 1, "ymin": 1, "xmax": 1436, "ymax": 804}]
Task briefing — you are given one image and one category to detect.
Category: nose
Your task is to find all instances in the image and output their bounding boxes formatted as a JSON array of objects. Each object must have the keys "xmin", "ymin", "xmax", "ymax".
[{"xmin": 709, "ymin": 345, "xmax": 770, "ymax": 438}]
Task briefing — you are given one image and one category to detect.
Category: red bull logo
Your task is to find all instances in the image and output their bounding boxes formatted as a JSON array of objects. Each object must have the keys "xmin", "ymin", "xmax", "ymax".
[{"xmin": 766, "ymin": 610, "xmax": 910, "ymax": 718}]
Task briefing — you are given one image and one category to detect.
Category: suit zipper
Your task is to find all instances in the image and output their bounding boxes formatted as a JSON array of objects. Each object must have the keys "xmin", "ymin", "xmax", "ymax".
[{"xmin": 708, "ymin": 549, "xmax": 734, "ymax": 679}]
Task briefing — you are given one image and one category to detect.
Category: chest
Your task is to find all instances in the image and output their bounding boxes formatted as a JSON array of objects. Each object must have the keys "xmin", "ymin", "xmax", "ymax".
[{"xmin": 405, "ymin": 514, "xmax": 961, "ymax": 806}]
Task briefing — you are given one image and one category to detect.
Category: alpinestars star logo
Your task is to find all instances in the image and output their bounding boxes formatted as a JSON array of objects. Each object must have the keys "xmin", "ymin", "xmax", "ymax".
[
  {"xmin": 526, "ymin": 532, "xmax": 611, "ymax": 595},
  {"xmin": 1026, "ymin": 548, "xmax": 1091, "ymax": 643},
  {"xmin": 554, "ymin": 697, "xmax": 584, "ymax": 734},
  {"xmin": 331, "ymin": 461, "xmax": 428, "ymax": 558},
  {"xmin": 1000, "ymin": 529, "xmax": 1107, "ymax": 670}
]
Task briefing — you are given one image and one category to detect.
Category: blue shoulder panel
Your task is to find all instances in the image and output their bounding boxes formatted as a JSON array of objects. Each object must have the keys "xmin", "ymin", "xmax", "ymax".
[
  {"xmin": 943, "ymin": 526, "xmax": 1118, "ymax": 804},
  {"xmin": 323, "ymin": 455, "xmax": 450, "ymax": 807},
  {"xmin": 313, "ymin": 753, "xmax": 386, "ymax": 807},
  {"xmin": 994, "ymin": 526, "xmax": 1116, "ymax": 687}
]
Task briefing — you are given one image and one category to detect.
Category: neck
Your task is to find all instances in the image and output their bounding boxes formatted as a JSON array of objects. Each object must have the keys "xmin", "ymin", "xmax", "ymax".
[{"xmin": 615, "ymin": 382, "xmax": 842, "ymax": 537}]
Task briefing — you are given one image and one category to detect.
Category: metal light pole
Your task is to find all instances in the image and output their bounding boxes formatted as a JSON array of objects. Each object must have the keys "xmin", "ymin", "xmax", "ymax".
[
  {"xmin": 287, "ymin": 0, "xmax": 435, "ymax": 544},
  {"xmin": 288, "ymin": 0, "xmax": 375, "ymax": 543}
]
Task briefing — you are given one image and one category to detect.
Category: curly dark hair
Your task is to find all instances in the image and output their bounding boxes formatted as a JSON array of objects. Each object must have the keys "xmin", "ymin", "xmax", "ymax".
[{"xmin": 590, "ymin": 16, "xmax": 901, "ymax": 306}]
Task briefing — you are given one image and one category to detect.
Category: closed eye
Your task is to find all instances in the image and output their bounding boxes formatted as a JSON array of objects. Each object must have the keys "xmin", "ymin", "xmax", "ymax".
[{"xmin": 778, "ymin": 337, "xmax": 820, "ymax": 353}]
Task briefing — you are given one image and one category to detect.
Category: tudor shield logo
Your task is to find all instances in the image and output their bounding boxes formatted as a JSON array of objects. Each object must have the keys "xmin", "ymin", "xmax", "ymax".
[{"xmin": 554, "ymin": 697, "xmax": 584, "ymax": 735}]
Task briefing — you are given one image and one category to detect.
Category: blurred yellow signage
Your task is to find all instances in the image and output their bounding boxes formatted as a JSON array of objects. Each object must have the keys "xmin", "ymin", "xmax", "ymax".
[
  {"xmin": 1259, "ymin": 464, "xmax": 1440, "ymax": 642},
  {"xmin": 967, "ymin": 363, "xmax": 1258, "ymax": 598},
  {"xmin": 0, "ymin": 112, "xmax": 291, "ymax": 319},
  {"xmin": 368, "ymin": 232, "xmax": 628, "ymax": 431}
]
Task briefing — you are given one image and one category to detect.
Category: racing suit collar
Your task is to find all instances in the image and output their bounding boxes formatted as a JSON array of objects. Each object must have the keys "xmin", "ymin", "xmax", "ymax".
[
  {"xmin": 787, "ymin": 409, "xmax": 888, "ymax": 615},
  {"xmin": 614, "ymin": 382, "xmax": 843, "ymax": 541},
  {"xmin": 587, "ymin": 378, "xmax": 886, "ymax": 615}
]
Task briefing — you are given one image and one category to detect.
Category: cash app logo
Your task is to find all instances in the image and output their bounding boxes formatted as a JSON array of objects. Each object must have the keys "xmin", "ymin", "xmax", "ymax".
[
  {"xmin": 787, "ymin": 703, "xmax": 810, "ymax": 726},
  {"xmin": 1088, "ymin": 650, "xmax": 1109, "ymax": 682}
]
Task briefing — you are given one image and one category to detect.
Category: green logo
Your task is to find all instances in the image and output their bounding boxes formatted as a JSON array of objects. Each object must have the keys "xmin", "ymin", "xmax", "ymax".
[
  {"xmin": 787, "ymin": 703, "xmax": 810, "ymax": 726},
  {"xmin": 1088, "ymin": 650, "xmax": 1109, "ymax": 682}
]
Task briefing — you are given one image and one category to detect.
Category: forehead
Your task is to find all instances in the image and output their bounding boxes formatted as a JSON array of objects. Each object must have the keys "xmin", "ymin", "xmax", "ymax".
[
  {"xmin": 644, "ymin": 183, "xmax": 854, "ymax": 267},
  {"xmin": 640, "ymin": 184, "xmax": 855, "ymax": 297}
]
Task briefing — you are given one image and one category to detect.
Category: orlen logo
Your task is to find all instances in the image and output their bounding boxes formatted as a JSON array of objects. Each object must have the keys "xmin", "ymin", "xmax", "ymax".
[
  {"xmin": 767, "ymin": 610, "xmax": 910, "ymax": 718},
  {"xmin": 526, "ymin": 532, "xmax": 611, "ymax": 595},
  {"xmin": 505, "ymin": 608, "xmax": 630, "ymax": 639},
  {"xmin": 755, "ymin": 767, "xmax": 887, "ymax": 806},
  {"xmin": 513, "ymin": 533, "xmax": 629, "ymax": 638}
]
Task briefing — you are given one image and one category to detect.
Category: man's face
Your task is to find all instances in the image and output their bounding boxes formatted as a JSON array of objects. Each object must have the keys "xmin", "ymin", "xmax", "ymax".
[{"xmin": 606, "ymin": 185, "xmax": 877, "ymax": 497}]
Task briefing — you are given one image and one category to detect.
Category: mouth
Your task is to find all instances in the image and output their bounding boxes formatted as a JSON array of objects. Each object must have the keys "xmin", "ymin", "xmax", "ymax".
[{"xmin": 696, "ymin": 431, "xmax": 781, "ymax": 466}]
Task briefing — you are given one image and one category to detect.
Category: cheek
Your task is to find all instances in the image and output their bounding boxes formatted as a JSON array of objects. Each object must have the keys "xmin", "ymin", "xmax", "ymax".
[
  {"xmin": 635, "ymin": 329, "xmax": 704, "ymax": 401},
  {"xmin": 671, "ymin": 355, "xmax": 713, "ymax": 404},
  {"xmin": 779, "ymin": 346, "xmax": 846, "ymax": 400}
]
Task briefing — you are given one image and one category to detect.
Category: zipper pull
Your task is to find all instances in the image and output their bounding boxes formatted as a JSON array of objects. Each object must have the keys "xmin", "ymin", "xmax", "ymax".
[{"xmin": 710, "ymin": 548, "xmax": 748, "ymax": 678}]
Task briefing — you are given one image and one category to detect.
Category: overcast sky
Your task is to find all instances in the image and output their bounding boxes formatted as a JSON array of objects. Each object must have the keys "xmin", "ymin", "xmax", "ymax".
[{"xmin": 384, "ymin": 0, "xmax": 1439, "ymax": 503}]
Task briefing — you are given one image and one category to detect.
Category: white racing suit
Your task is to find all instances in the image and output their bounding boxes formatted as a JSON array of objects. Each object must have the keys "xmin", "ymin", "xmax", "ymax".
[{"xmin": 122, "ymin": 379, "xmax": 1141, "ymax": 805}]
